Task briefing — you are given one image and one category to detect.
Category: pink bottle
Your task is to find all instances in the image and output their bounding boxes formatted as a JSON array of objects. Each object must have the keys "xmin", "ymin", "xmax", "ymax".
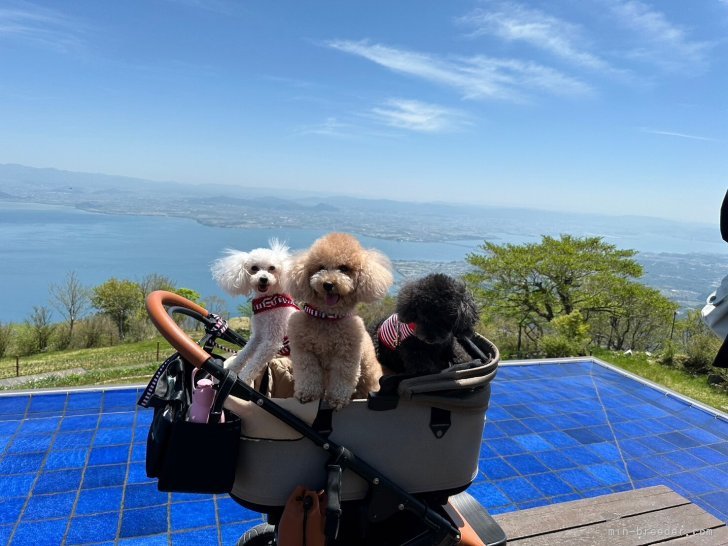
[{"xmin": 188, "ymin": 369, "xmax": 225, "ymax": 424}]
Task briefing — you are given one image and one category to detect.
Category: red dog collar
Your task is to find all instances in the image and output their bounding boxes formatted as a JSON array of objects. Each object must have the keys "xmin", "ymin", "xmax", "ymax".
[
  {"xmin": 252, "ymin": 294, "xmax": 299, "ymax": 315},
  {"xmin": 303, "ymin": 303, "xmax": 352, "ymax": 320}
]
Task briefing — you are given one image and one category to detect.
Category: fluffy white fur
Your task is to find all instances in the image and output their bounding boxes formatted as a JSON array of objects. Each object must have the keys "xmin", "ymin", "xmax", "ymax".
[
  {"xmin": 211, "ymin": 239, "xmax": 296, "ymax": 384},
  {"xmin": 286, "ymin": 233, "xmax": 394, "ymax": 409}
]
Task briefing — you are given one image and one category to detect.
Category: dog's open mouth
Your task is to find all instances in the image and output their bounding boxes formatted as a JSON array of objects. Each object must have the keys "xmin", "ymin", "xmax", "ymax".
[
  {"xmin": 325, "ymin": 293, "xmax": 340, "ymax": 306},
  {"xmin": 257, "ymin": 284, "xmax": 269, "ymax": 293}
]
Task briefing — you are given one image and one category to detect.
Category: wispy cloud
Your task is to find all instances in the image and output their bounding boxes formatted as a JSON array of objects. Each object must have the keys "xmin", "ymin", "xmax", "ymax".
[
  {"xmin": 369, "ymin": 99, "xmax": 470, "ymax": 133},
  {"xmin": 607, "ymin": 0, "xmax": 710, "ymax": 72},
  {"xmin": 640, "ymin": 127, "xmax": 720, "ymax": 142},
  {"xmin": 459, "ymin": 1, "xmax": 620, "ymax": 76},
  {"xmin": 0, "ymin": 1, "xmax": 86, "ymax": 53},
  {"xmin": 327, "ymin": 39, "xmax": 592, "ymax": 102}
]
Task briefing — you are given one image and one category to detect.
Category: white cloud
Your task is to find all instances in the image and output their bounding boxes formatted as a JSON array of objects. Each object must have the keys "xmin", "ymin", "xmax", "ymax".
[
  {"xmin": 327, "ymin": 39, "xmax": 592, "ymax": 102},
  {"xmin": 607, "ymin": 0, "xmax": 710, "ymax": 72},
  {"xmin": 459, "ymin": 1, "xmax": 619, "ymax": 75},
  {"xmin": 369, "ymin": 99, "xmax": 470, "ymax": 133},
  {"xmin": 0, "ymin": 2, "xmax": 85, "ymax": 53},
  {"xmin": 640, "ymin": 128, "xmax": 720, "ymax": 142}
]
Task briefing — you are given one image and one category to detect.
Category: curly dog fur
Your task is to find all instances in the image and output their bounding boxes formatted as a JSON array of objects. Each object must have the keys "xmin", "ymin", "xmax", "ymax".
[
  {"xmin": 287, "ymin": 233, "xmax": 393, "ymax": 409},
  {"xmin": 211, "ymin": 239, "xmax": 297, "ymax": 384},
  {"xmin": 374, "ymin": 273, "xmax": 479, "ymax": 375}
]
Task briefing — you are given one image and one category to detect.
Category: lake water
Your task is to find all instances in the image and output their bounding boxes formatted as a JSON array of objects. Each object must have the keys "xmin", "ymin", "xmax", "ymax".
[
  {"xmin": 1, "ymin": 200, "xmax": 725, "ymax": 323},
  {"xmin": 0, "ymin": 201, "xmax": 483, "ymax": 322}
]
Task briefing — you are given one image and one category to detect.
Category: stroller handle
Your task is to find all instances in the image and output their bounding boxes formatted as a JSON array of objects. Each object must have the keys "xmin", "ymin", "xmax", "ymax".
[{"xmin": 146, "ymin": 290, "xmax": 213, "ymax": 368}]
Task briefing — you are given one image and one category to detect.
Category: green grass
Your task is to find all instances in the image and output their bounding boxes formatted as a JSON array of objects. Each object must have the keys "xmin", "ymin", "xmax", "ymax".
[
  {"xmin": 592, "ymin": 348, "xmax": 728, "ymax": 414},
  {"xmin": 2, "ymin": 336, "xmax": 726, "ymax": 416}
]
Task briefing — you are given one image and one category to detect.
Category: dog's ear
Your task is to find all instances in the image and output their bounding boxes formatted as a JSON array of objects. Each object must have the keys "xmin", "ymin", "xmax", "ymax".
[
  {"xmin": 453, "ymin": 289, "xmax": 480, "ymax": 337},
  {"xmin": 358, "ymin": 249, "xmax": 394, "ymax": 303},
  {"xmin": 211, "ymin": 250, "xmax": 252, "ymax": 296},
  {"xmin": 286, "ymin": 251, "xmax": 314, "ymax": 300}
]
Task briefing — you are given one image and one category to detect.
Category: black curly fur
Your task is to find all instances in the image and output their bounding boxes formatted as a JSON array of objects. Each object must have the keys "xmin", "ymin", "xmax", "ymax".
[{"xmin": 373, "ymin": 273, "xmax": 480, "ymax": 375}]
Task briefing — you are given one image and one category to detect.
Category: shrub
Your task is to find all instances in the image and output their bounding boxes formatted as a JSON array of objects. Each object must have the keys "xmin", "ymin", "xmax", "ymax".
[{"xmin": 0, "ymin": 323, "xmax": 13, "ymax": 358}]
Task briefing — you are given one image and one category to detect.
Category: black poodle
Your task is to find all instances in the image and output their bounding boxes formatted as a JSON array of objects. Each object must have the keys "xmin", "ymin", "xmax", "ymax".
[{"xmin": 373, "ymin": 273, "xmax": 480, "ymax": 375}]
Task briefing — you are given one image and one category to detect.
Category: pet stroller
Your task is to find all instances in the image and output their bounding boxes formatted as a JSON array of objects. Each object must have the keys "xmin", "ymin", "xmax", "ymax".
[{"xmin": 144, "ymin": 291, "xmax": 507, "ymax": 546}]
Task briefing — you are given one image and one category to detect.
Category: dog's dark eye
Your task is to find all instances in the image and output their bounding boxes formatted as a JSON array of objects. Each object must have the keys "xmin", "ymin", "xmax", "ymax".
[
  {"xmin": 250, "ymin": 265, "xmax": 259, "ymax": 273},
  {"xmin": 338, "ymin": 265, "xmax": 350, "ymax": 274},
  {"xmin": 318, "ymin": 265, "xmax": 326, "ymax": 271},
  {"xmin": 268, "ymin": 266, "xmax": 276, "ymax": 272}
]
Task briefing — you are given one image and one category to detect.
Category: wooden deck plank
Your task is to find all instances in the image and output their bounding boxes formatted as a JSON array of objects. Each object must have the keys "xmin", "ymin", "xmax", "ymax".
[
  {"xmin": 494, "ymin": 486, "xmax": 687, "ymax": 541},
  {"xmin": 507, "ymin": 503, "xmax": 725, "ymax": 546}
]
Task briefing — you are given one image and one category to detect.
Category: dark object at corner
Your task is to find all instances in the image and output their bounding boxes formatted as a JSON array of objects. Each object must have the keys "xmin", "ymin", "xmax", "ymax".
[{"xmin": 721, "ymin": 189, "xmax": 728, "ymax": 244}]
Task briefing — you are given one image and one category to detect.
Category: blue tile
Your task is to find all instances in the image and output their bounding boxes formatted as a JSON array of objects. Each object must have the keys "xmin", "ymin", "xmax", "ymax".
[
  {"xmin": 28, "ymin": 394, "xmax": 67, "ymax": 414},
  {"xmin": 0, "ymin": 452, "xmax": 45, "ymax": 475},
  {"xmin": 520, "ymin": 417, "xmax": 557, "ymax": 433},
  {"xmin": 688, "ymin": 446, "xmax": 728, "ymax": 465},
  {"xmin": 12, "ymin": 518, "xmax": 67, "ymax": 545},
  {"xmin": 496, "ymin": 477, "xmax": 543, "ymax": 503},
  {"xmin": 0, "ymin": 397, "xmax": 28, "ymax": 415},
  {"xmin": 88, "ymin": 445, "xmax": 130, "ymax": 466},
  {"xmin": 93, "ymin": 427, "xmax": 134, "ymax": 447},
  {"xmin": 8, "ymin": 434, "xmax": 53, "ymax": 454},
  {"xmin": 503, "ymin": 454, "xmax": 549, "ymax": 475},
  {"xmin": 480, "ymin": 458, "xmax": 519, "ymax": 480},
  {"xmin": 538, "ymin": 431, "xmax": 581, "ymax": 449},
  {"xmin": 117, "ymin": 535, "xmax": 168, "ymax": 546},
  {"xmin": 124, "ymin": 483, "xmax": 168, "ymax": 509},
  {"xmin": 171, "ymin": 527, "xmax": 220, "ymax": 545},
  {"xmin": 0, "ymin": 497, "xmax": 25, "ymax": 525},
  {"xmin": 639, "ymin": 455, "xmax": 683, "ymax": 476},
  {"xmin": 659, "ymin": 431, "xmax": 701, "ymax": 449},
  {"xmin": 127, "ymin": 462, "xmax": 153, "ymax": 485},
  {"xmin": 556, "ymin": 469, "xmax": 602, "ymax": 490},
  {"xmin": 33, "ymin": 468, "xmax": 83, "ymax": 494},
  {"xmin": 52, "ymin": 431, "xmax": 94, "ymax": 450},
  {"xmin": 669, "ymin": 472, "xmax": 717, "ymax": 495},
  {"xmin": 22, "ymin": 491, "xmax": 76, "ymax": 521},
  {"xmin": 103, "ymin": 391, "xmax": 139, "ymax": 411},
  {"xmin": 1, "ymin": 474, "xmax": 36, "ymax": 500},
  {"xmin": 467, "ymin": 482, "xmax": 511, "ymax": 508},
  {"xmin": 99, "ymin": 412, "xmax": 136, "ymax": 428},
  {"xmin": 217, "ymin": 496, "xmax": 260, "ymax": 524},
  {"xmin": 535, "ymin": 450, "xmax": 577, "ymax": 470},
  {"xmin": 502, "ymin": 404, "xmax": 538, "ymax": 419},
  {"xmin": 560, "ymin": 446, "xmax": 603, "ymax": 465},
  {"xmin": 44, "ymin": 448, "xmax": 88, "ymax": 470},
  {"xmin": 120, "ymin": 505, "xmax": 168, "ymax": 538},
  {"xmin": 661, "ymin": 449, "xmax": 710, "ymax": 470},
  {"xmin": 699, "ymin": 490, "xmax": 728, "ymax": 518},
  {"xmin": 528, "ymin": 473, "xmax": 574, "ymax": 496},
  {"xmin": 495, "ymin": 420, "xmax": 532, "ymax": 436},
  {"xmin": 625, "ymin": 460, "xmax": 657, "ymax": 481},
  {"xmin": 0, "ymin": 525, "xmax": 11, "ymax": 545},
  {"xmin": 171, "ymin": 499, "xmax": 216, "ymax": 530},
  {"xmin": 587, "ymin": 442, "xmax": 620, "ymax": 461},
  {"xmin": 67, "ymin": 512, "xmax": 120, "ymax": 544},
  {"xmin": 60, "ymin": 415, "xmax": 99, "ymax": 432},
  {"xmin": 585, "ymin": 463, "xmax": 629, "ymax": 486},
  {"xmin": 565, "ymin": 428, "xmax": 604, "ymax": 445},
  {"xmin": 67, "ymin": 391, "xmax": 103, "ymax": 410},
  {"xmin": 512, "ymin": 434, "xmax": 553, "ymax": 452},
  {"xmin": 18, "ymin": 417, "xmax": 59, "ymax": 434},
  {"xmin": 681, "ymin": 427, "xmax": 723, "ymax": 446},
  {"xmin": 82, "ymin": 464, "xmax": 127, "ymax": 489},
  {"xmin": 0, "ymin": 421, "xmax": 20, "ymax": 435},
  {"xmin": 76, "ymin": 486, "xmax": 124, "ymax": 515},
  {"xmin": 488, "ymin": 437, "xmax": 527, "ymax": 456}
]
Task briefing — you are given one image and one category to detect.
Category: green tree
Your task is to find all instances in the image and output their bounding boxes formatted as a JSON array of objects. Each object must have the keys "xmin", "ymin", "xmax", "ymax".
[
  {"xmin": 91, "ymin": 278, "xmax": 143, "ymax": 340},
  {"xmin": 466, "ymin": 235, "xmax": 643, "ymax": 327}
]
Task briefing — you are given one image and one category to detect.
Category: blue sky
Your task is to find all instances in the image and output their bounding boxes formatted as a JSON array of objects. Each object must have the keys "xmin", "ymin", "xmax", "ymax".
[{"xmin": 0, "ymin": 0, "xmax": 726, "ymax": 223}]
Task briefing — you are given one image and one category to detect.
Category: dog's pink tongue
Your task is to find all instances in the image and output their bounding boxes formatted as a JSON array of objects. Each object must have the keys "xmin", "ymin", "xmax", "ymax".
[{"xmin": 325, "ymin": 293, "xmax": 340, "ymax": 306}]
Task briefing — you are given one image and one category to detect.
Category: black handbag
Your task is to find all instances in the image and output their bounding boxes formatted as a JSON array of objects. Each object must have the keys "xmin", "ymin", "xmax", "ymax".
[{"xmin": 138, "ymin": 353, "xmax": 242, "ymax": 493}]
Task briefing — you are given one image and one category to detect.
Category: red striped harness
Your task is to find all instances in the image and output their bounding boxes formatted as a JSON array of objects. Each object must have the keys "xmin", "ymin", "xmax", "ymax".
[
  {"xmin": 378, "ymin": 314, "xmax": 416, "ymax": 350},
  {"xmin": 251, "ymin": 294, "xmax": 299, "ymax": 356}
]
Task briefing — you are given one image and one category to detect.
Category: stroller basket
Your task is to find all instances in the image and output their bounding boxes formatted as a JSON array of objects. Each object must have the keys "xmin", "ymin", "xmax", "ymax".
[{"xmin": 226, "ymin": 335, "xmax": 498, "ymax": 510}]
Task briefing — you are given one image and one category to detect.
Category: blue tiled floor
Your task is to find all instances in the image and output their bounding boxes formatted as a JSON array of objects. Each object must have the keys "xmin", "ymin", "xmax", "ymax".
[{"xmin": 0, "ymin": 360, "xmax": 727, "ymax": 544}]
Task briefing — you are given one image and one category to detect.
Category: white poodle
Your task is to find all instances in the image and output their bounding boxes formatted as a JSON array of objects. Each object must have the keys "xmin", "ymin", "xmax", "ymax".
[{"xmin": 211, "ymin": 239, "xmax": 298, "ymax": 384}]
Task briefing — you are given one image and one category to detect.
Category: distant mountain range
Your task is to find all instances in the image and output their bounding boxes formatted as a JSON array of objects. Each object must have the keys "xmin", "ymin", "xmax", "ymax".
[{"xmin": 2, "ymin": 162, "xmax": 726, "ymax": 310}]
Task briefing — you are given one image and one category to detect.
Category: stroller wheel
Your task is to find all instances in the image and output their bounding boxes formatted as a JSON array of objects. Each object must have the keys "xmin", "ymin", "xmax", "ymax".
[{"xmin": 237, "ymin": 523, "xmax": 276, "ymax": 546}]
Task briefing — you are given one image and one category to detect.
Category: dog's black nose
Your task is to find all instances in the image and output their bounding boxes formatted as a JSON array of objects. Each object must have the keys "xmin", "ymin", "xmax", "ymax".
[
  {"xmin": 259, "ymin": 277, "xmax": 269, "ymax": 285},
  {"xmin": 323, "ymin": 282, "xmax": 334, "ymax": 291}
]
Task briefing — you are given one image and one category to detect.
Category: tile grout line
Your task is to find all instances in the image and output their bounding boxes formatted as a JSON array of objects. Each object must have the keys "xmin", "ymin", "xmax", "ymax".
[{"xmin": 61, "ymin": 396, "xmax": 103, "ymax": 546}]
